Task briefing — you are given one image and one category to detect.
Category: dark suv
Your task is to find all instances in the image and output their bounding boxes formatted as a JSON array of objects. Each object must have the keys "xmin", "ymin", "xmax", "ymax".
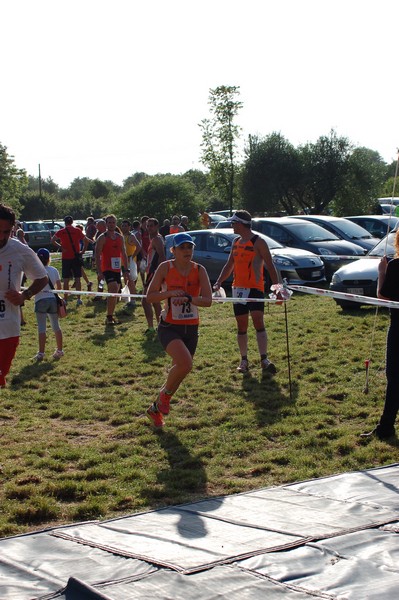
[{"xmin": 21, "ymin": 221, "xmax": 52, "ymax": 250}]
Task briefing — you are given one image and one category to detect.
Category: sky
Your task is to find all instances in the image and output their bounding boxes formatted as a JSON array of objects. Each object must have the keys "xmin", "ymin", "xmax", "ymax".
[{"xmin": 1, "ymin": 0, "xmax": 398, "ymax": 188}]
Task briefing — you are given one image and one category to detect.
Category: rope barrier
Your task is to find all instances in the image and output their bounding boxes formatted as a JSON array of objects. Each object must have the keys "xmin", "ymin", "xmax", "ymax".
[
  {"xmin": 287, "ymin": 284, "xmax": 399, "ymax": 309},
  {"xmin": 31, "ymin": 283, "xmax": 399, "ymax": 308}
]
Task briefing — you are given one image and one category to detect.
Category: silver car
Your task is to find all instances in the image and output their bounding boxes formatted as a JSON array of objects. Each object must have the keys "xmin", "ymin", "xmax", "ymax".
[
  {"xmin": 330, "ymin": 230, "xmax": 396, "ymax": 308},
  {"xmin": 165, "ymin": 229, "xmax": 326, "ymax": 289}
]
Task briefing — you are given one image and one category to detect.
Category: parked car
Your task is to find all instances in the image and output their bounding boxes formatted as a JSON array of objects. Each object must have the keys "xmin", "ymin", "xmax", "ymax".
[
  {"xmin": 380, "ymin": 204, "xmax": 398, "ymax": 215},
  {"xmin": 289, "ymin": 214, "xmax": 380, "ymax": 252},
  {"xmin": 330, "ymin": 230, "xmax": 396, "ymax": 308},
  {"xmin": 249, "ymin": 217, "xmax": 365, "ymax": 280},
  {"xmin": 346, "ymin": 215, "xmax": 399, "ymax": 239},
  {"xmin": 377, "ymin": 197, "xmax": 399, "ymax": 206},
  {"xmin": 21, "ymin": 221, "xmax": 52, "ymax": 250},
  {"xmin": 42, "ymin": 220, "xmax": 64, "ymax": 236},
  {"xmin": 165, "ymin": 229, "xmax": 326, "ymax": 289},
  {"xmin": 209, "ymin": 210, "xmax": 233, "ymax": 218},
  {"xmin": 208, "ymin": 213, "xmax": 228, "ymax": 227}
]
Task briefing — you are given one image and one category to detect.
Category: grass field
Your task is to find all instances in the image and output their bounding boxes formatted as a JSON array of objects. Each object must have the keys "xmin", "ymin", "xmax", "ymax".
[{"xmin": 0, "ymin": 278, "xmax": 397, "ymax": 538}]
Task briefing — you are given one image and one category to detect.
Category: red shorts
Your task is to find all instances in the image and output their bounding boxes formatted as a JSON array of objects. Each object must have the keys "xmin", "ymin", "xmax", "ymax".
[{"xmin": 0, "ymin": 336, "xmax": 20, "ymax": 386}]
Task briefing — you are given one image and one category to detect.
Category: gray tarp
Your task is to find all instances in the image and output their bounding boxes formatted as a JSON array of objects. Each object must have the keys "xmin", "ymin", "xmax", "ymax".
[{"xmin": 1, "ymin": 463, "xmax": 399, "ymax": 599}]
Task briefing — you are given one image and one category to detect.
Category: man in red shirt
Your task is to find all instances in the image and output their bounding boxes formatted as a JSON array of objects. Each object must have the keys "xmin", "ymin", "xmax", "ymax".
[{"xmin": 51, "ymin": 216, "xmax": 91, "ymax": 306}]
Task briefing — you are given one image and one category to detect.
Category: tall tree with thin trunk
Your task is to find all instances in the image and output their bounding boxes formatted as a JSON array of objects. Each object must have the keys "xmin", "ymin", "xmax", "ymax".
[{"xmin": 199, "ymin": 85, "xmax": 242, "ymax": 215}]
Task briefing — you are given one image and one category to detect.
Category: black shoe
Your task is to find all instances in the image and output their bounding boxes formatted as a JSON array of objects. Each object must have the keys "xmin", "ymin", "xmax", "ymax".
[{"xmin": 361, "ymin": 425, "xmax": 396, "ymax": 440}]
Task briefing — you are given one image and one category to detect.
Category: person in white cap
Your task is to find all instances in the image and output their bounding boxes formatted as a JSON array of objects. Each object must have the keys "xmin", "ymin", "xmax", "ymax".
[{"xmin": 214, "ymin": 209, "xmax": 281, "ymax": 374}]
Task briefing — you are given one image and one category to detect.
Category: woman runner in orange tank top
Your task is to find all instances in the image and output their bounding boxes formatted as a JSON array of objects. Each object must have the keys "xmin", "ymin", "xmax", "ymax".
[{"xmin": 145, "ymin": 232, "xmax": 212, "ymax": 427}]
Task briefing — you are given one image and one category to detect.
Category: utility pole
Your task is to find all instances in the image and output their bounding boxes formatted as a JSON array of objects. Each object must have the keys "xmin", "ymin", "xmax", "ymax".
[{"xmin": 38, "ymin": 163, "xmax": 42, "ymax": 201}]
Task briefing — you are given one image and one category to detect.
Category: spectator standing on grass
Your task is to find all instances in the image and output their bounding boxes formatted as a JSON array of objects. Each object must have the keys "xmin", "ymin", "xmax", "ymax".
[
  {"xmin": 12, "ymin": 220, "xmax": 28, "ymax": 325},
  {"xmin": 33, "ymin": 248, "xmax": 64, "ymax": 361},
  {"xmin": 181, "ymin": 216, "xmax": 189, "ymax": 231},
  {"xmin": 13, "ymin": 220, "xmax": 27, "ymax": 245},
  {"xmin": 85, "ymin": 216, "xmax": 97, "ymax": 242},
  {"xmin": 141, "ymin": 218, "xmax": 165, "ymax": 336},
  {"xmin": 362, "ymin": 229, "xmax": 399, "ymax": 440},
  {"xmin": 120, "ymin": 219, "xmax": 141, "ymax": 307},
  {"xmin": 51, "ymin": 216, "xmax": 90, "ymax": 306},
  {"xmin": 139, "ymin": 216, "xmax": 150, "ymax": 287},
  {"xmin": 214, "ymin": 209, "xmax": 282, "ymax": 374},
  {"xmin": 159, "ymin": 219, "xmax": 171, "ymax": 239},
  {"xmin": 95, "ymin": 214, "xmax": 131, "ymax": 325},
  {"xmin": 75, "ymin": 224, "xmax": 93, "ymax": 292},
  {"xmin": 0, "ymin": 203, "xmax": 48, "ymax": 387},
  {"xmin": 146, "ymin": 232, "xmax": 212, "ymax": 427},
  {"xmin": 169, "ymin": 215, "xmax": 185, "ymax": 234},
  {"xmin": 93, "ymin": 219, "xmax": 107, "ymax": 299}
]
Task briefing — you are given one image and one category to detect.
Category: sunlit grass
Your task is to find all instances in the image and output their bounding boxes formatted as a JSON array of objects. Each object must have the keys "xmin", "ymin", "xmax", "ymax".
[{"xmin": 0, "ymin": 275, "xmax": 397, "ymax": 536}]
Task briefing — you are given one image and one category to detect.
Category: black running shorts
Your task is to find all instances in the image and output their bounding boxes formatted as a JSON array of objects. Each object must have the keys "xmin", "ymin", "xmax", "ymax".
[{"xmin": 157, "ymin": 320, "xmax": 199, "ymax": 356}]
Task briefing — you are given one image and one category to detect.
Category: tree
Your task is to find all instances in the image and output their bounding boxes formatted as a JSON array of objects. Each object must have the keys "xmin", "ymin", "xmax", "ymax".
[
  {"xmin": 122, "ymin": 172, "xmax": 148, "ymax": 191},
  {"xmin": 298, "ymin": 130, "xmax": 352, "ymax": 213},
  {"xmin": 332, "ymin": 148, "xmax": 387, "ymax": 215},
  {"xmin": 61, "ymin": 177, "xmax": 93, "ymax": 200},
  {"xmin": 241, "ymin": 133, "xmax": 301, "ymax": 215},
  {"xmin": 199, "ymin": 85, "xmax": 243, "ymax": 214},
  {"xmin": 28, "ymin": 175, "xmax": 60, "ymax": 197},
  {"xmin": 0, "ymin": 143, "xmax": 27, "ymax": 212},
  {"xmin": 116, "ymin": 174, "xmax": 201, "ymax": 226},
  {"xmin": 19, "ymin": 191, "xmax": 58, "ymax": 220}
]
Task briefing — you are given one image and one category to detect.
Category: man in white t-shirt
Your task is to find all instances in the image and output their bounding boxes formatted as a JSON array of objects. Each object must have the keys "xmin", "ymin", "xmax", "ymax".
[{"xmin": 0, "ymin": 203, "xmax": 48, "ymax": 387}]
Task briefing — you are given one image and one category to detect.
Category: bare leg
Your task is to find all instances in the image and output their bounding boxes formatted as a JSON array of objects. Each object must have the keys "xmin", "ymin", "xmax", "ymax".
[
  {"xmin": 107, "ymin": 281, "xmax": 120, "ymax": 317},
  {"xmin": 162, "ymin": 339, "xmax": 193, "ymax": 395}
]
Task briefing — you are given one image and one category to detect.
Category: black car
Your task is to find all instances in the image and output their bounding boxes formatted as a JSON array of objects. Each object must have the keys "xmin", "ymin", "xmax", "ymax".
[
  {"xmin": 346, "ymin": 215, "xmax": 399, "ymax": 239},
  {"xmin": 250, "ymin": 217, "xmax": 366, "ymax": 280},
  {"xmin": 290, "ymin": 214, "xmax": 380, "ymax": 252}
]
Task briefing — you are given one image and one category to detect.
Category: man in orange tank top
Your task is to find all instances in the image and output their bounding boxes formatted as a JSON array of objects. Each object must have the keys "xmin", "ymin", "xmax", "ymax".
[
  {"xmin": 95, "ymin": 214, "xmax": 131, "ymax": 325},
  {"xmin": 214, "ymin": 210, "xmax": 281, "ymax": 374}
]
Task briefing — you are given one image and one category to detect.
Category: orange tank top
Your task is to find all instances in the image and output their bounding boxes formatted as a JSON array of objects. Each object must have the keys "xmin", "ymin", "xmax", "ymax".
[
  {"xmin": 169, "ymin": 225, "xmax": 181, "ymax": 234},
  {"xmin": 163, "ymin": 260, "xmax": 201, "ymax": 325},
  {"xmin": 232, "ymin": 235, "xmax": 264, "ymax": 291},
  {"xmin": 101, "ymin": 233, "xmax": 124, "ymax": 272}
]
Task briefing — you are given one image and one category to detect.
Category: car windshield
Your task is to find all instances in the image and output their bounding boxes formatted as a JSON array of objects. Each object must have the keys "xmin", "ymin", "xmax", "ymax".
[
  {"xmin": 261, "ymin": 234, "xmax": 283, "ymax": 249},
  {"xmin": 216, "ymin": 228, "xmax": 284, "ymax": 250},
  {"xmin": 368, "ymin": 231, "xmax": 396, "ymax": 257},
  {"xmin": 285, "ymin": 222, "xmax": 339, "ymax": 242},
  {"xmin": 330, "ymin": 219, "xmax": 372, "ymax": 240}
]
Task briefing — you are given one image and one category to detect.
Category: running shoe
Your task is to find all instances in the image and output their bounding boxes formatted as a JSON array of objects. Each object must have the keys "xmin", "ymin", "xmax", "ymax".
[
  {"xmin": 106, "ymin": 316, "xmax": 121, "ymax": 325},
  {"xmin": 144, "ymin": 327, "xmax": 156, "ymax": 336},
  {"xmin": 261, "ymin": 358, "xmax": 277, "ymax": 374},
  {"xmin": 53, "ymin": 349, "xmax": 64, "ymax": 360},
  {"xmin": 34, "ymin": 352, "xmax": 45, "ymax": 362},
  {"xmin": 87, "ymin": 282, "xmax": 93, "ymax": 291},
  {"xmin": 157, "ymin": 390, "xmax": 172, "ymax": 415},
  {"xmin": 147, "ymin": 403, "xmax": 164, "ymax": 428},
  {"xmin": 76, "ymin": 299, "xmax": 83, "ymax": 306},
  {"xmin": 237, "ymin": 359, "xmax": 249, "ymax": 373}
]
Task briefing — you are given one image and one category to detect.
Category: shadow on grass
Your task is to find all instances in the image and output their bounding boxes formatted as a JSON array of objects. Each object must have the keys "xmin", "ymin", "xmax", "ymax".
[
  {"xmin": 240, "ymin": 370, "xmax": 299, "ymax": 427},
  {"xmin": 11, "ymin": 360, "xmax": 56, "ymax": 388},
  {"xmin": 140, "ymin": 430, "xmax": 223, "ymax": 538}
]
